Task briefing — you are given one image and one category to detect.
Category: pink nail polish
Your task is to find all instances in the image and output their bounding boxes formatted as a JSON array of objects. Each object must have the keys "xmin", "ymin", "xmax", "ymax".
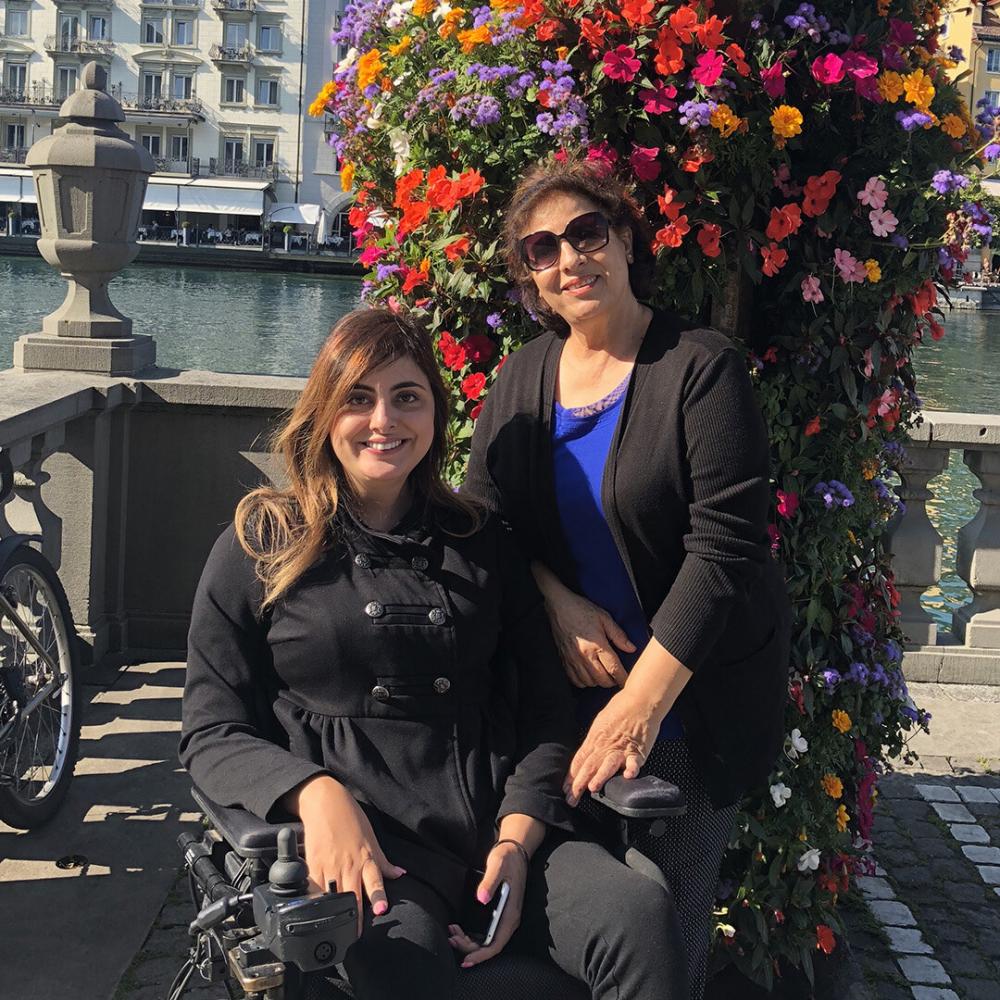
[
  {"xmin": 476, "ymin": 890, "xmax": 490, "ymax": 904},
  {"xmin": 373, "ymin": 902, "xmax": 387, "ymax": 916}
]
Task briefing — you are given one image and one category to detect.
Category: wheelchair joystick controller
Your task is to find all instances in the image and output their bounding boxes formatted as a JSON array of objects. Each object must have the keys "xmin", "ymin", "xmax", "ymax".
[{"xmin": 267, "ymin": 827, "xmax": 309, "ymax": 897}]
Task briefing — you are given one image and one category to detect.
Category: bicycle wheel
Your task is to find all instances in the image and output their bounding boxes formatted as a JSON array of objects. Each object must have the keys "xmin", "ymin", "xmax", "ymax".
[{"xmin": 0, "ymin": 544, "xmax": 80, "ymax": 829}]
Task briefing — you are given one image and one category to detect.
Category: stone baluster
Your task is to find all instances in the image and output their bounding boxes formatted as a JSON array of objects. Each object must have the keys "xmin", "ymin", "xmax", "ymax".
[
  {"xmin": 888, "ymin": 444, "xmax": 950, "ymax": 647},
  {"xmin": 953, "ymin": 448, "xmax": 1000, "ymax": 647}
]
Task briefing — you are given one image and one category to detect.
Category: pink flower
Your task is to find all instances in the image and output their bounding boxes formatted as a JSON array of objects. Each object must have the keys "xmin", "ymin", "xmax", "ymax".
[
  {"xmin": 585, "ymin": 141, "xmax": 619, "ymax": 177},
  {"xmin": 842, "ymin": 51, "xmax": 879, "ymax": 81},
  {"xmin": 638, "ymin": 82, "xmax": 678, "ymax": 114},
  {"xmin": 603, "ymin": 45, "xmax": 642, "ymax": 82},
  {"xmin": 834, "ymin": 248, "xmax": 867, "ymax": 283},
  {"xmin": 359, "ymin": 245, "xmax": 387, "ymax": 266},
  {"xmin": 691, "ymin": 50, "xmax": 724, "ymax": 87},
  {"xmin": 767, "ymin": 524, "xmax": 781, "ymax": 552},
  {"xmin": 869, "ymin": 207, "xmax": 899, "ymax": 237},
  {"xmin": 777, "ymin": 490, "xmax": 800, "ymax": 518},
  {"xmin": 854, "ymin": 74, "xmax": 882, "ymax": 103},
  {"xmin": 761, "ymin": 61, "xmax": 786, "ymax": 99},
  {"xmin": 801, "ymin": 274, "xmax": 824, "ymax": 303},
  {"xmin": 889, "ymin": 18, "xmax": 916, "ymax": 46},
  {"xmin": 811, "ymin": 53, "xmax": 845, "ymax": 85},
  {"xmin": 629, "ymin": 144, "xmax": 661, "ymax": 182},
  {"xmin": 857, "ymin": 177, "xmax": 888, "ymax": 210}
]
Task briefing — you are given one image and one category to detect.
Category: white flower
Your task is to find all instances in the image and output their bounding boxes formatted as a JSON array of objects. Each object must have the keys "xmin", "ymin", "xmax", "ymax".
[
  {"xmin": 386, "ymin": 1, "xmax": 414, "ymax": 28},
  {"xmin": 797, "ymin": 848, "xmax": 821, "ymax": 872},
  {"xmin": 786, "ymin": 728, "xmax": 809, "ymax": 760},
  {"xmin": 335, "ymin": 47, "xmax": 358, "ymax": 74},
  {"xmin": 718, "ymin": 924, "xmax": 736, "ymax": 939},
  {"xmin": 388, "ymin": 127, "xmax": 411, "ymax": 176},
  {"xmin": 770, "ymin": 782, "xmax": 792, "ymax": 808},
  {"xmin": 433, "ymin": 2, "xmax": 452, "ymax": 21},
  {"xmin": 365, "ymin": 102, "xmax": 385, "ymax": 130}
]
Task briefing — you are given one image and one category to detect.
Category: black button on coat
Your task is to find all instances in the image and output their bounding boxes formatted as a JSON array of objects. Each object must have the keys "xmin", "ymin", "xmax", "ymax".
[{"xmin": 180, "ymin": 508, "xmax": 576, "ymax": 908}]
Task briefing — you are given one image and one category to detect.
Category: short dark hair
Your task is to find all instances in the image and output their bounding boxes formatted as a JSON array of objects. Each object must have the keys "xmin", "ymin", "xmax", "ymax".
[{"xmin": 502, "ymin": 157, "xmax": 655, "ymax": 335}]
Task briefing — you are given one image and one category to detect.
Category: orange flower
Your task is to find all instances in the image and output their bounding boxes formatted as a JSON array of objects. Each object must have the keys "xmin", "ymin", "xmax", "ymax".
[
  {"xmin": 427, "ymin": 166, "xmax": 460, "ymax": 211},
  {"xmin": 761, "ymin": 242, "xmax": 788, "ymax": 276},
  {"xmin": 816, "ymin": 925, "xmax": 836, "ymax": 955},
  {"xmin": 388, "ymin": 35, "xmax": 412, "ymax": 56},
  {"xmin": 514, "ymin": 0, "xmax": 543, "ymax": 28},
  {"xmin": 621, "ymin": 0, "xmax": 654, "ymax": 27},
  {"xmin": 413, "ymin": 0, "xmax": 435, "ymax": 13},
  {"xmin": 653, "ymin": 26, "xmax": 684, "ymax": 76},
  {"xmin": 397, "ymin": 200, "xmax": 430, "ymax": 238},
  {"xmin": 394, "ymin": 168, "xmax": 425, "ymax": 209},
  {"xmin": 340, "ymin": 162, "xmax": 355, "ymax": 193},
  {"xmin": 680, "ymin": 144, "xmax": 714, "ymax": 173},
  {"xmin": 457, "ymin": 25, "xmax": 491, "ymax": 52},
  {"xmin": 580, "ymin": 17, "xmax": 605, "ymax": 48},
  {"xmin": 821, "ymin": 774, "xmax": 843, "ymax": 799},
  {"xmin": 438, "ymin": 8, "xmax": 466, "ymax": 39},
  {"xmin": 802, "ymin": 170, "xmax": 841, "ymax": 218},
  {"xmin": 765, "ymin": 204, "xmax": 802, "ymax": 242},
  {"xmin": 726, "ymin": 42, "xmax": 750, "ymax": 77},
  {"xmin": 535, "ymin": 17, "xmax": 561, "ymax": 40},
  {"xmin": 657, "ymin": 185, "xmax": 685, "ymax": 221},
  {"xmin": 694, "ymin": 14, "xmax": 726, "ymax": 49},
  {"xmin": 804, "ymin": 416, "xmax": 822, "ymax": 436},
  {"xmin": 697, "ymin": 223, "xmax": 722, "ymax": 258},
  {"xmin": 652, "ymin": 215, "xmax": 690, "ymax": 251},
  {"xmin": 668, "ymin": 4, "xmax": 698, "ymax": 43},
  {"xmin": 456, "ymin": 168, "xmax": 485, "ymax": 198},
  {"xmin": 356, "ymin": 49, "xmax": 386, "ymax": 91},
  {"xmin": 401, "ymin": 258, "xmax": 430, "ymax": 294},
  {"xmin": 832, "ymin": 709, "xmax": 852, "ymax": 734},
  {"xmin": 444, "ymin": 236, "xmax": 470, "ymax": 261},
  {"xmin": 940, "ymin": 113, "xmax": 966, "ymax": 138}
]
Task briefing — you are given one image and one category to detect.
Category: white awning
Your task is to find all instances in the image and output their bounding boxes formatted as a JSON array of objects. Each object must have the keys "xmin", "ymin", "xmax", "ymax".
[
  {"xmin": 268, "ymin": 202, "xmax": 322, "ymax": 227},
  {"xmin": 19, "ymin": 180, "xmax": 36, "ymax": 205},
  {"xmin": 0, "ymin": 175, "xmax": 21, "ymax": 202},
  {"xmin": 177, "ymin": 184, "xmax": 265, "ymax": 216},
  {"xmin": 143, "ymin": 182, "xmax": 179, "ymax": 212}
]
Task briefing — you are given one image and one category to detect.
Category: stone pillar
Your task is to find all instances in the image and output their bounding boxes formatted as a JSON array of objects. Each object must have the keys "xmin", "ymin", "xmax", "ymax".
[
  {"xmin": 13, "ymin": 61, "xmax": 157, "ymax": 376},
  {"xmin": 953, "ymin": 448, "xmax": 1000, "ymax": 647},
  {"xmin": 888, "ymin": 444, "xmax": 950, "ymax": 646}
]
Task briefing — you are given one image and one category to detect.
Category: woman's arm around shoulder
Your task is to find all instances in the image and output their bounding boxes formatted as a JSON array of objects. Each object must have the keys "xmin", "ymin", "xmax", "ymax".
[{"xmin": 179, "ymin": 525, "xmax": 328, "ymax": 820}]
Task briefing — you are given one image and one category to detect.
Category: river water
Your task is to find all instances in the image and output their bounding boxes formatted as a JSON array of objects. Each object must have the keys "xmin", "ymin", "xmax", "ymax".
[{"xmin": 0, "ymin": 255, "xmax": 991, "ymax": 632}]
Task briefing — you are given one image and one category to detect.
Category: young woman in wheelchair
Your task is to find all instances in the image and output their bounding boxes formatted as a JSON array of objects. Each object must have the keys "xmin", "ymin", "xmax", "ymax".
[{"xmin": 180, "ymin": 307, "xmax": 688, "ymax": 1000}]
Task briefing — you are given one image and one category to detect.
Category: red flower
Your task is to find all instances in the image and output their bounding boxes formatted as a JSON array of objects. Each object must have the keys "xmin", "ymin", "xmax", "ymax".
[
  {"xmin": 444, "ymin": 236, "xmax": 470, "ymax": 261},
  {"xmin": 652, "ymin": 216, "xmax": 690, "ymax": 251},
  {"xmin": 603, "ymin": 45, "xmax": 642, "ymax": 82},
  {"xmin": 694, "ymin": 15, "xmax": 726, "ymax": 49},
  {"xmin": 928, "ymin": 317, "xmax": 945, "ymax": 340},
  {"xmin": 470, "ymin": 403, "xmax": 484, "ymax": 420},
  {"xmin": 761, "ymin": 242, "xmax": 788, "ymax": 276},
  {"xmin": 629, "ymin": 144, "xmax": 661, "ymax": 182},
  {"xmin": 348, "ymin": 205, "xmax": 370, "ymax": 228},
  {"xmin": 908, "ymin": 279, "xmax": 937, "ymax": 317},
  {"xmin": 816, "ymin": 925, "xmax": 836, "ymax": 956},
  {"xmin": 679, "ymin": 144, "xmax": 713, "ymax": 173},
  {"xmin": 691, "ymin": 50, "xmax": 724, "ymax": 87},
  {"xmin": 393, "ymin": 168, "xmax": 424, "ymax": 209},
  {"xmin": 397, "ymin": 200, "xmax": 430, "ymax": 238},
  {"xmin": 427, "ymin": 165, "xmax": 460, "ymax": 211},
  {"xmin": 657, "ymin": 186, "xmax": 685, "ymax": 221},
  {"xmin": 804, "ymin": 416, "xmax": 822, "ymax": 436},
  {"xmin": 463, "ymin": 334, "xmax": 495, "ymax": 364},
  {"xmin": 620, "ymin": 0, "xmax": 654, "ymax": 27},
  {"xmin": 639, "ymin": 82, "xmax": 678, "ymax": 114},
  {"xmin": 456, "ymin": 169, "xmax": 485, "ymax": 199},
  {"xmin": 401, "ymin": 259, "xmax": 429, "ymax": 294},
  {"xmin": 461, "ymin": 372, "xmax": 487, "ymax": 400},
  {"xmin": 579, "ymin": 17, "xmax": 605, "ymax": 49},
  {"xmin": 696, "ymin": 223, "xmax": 722, "ymax": 258},
  {"xmin": 535, "ymin": 18, "xmax": 561, "ymax": 41},
  {"xmin": 668, "ymin": 4, "xmax": 698, "ymax": 43},
  {"xmin": 653, "ymin": 26, "xmax": 684, "ymax": 76},
  {"xmin": 726, "ymin": 43, "xmax": 750, "ymax": 76},
  {"xmin": 514, "ymin": 0, "xmax": 542, "ymax": 27},
  {"xmin": 765, "ymin": 204, "xmax": 803, "ymax": 242},
  {"xmin": 760, "ymin": 61, "xmax": 786, "ymax": 99},
  {"xmin": 802, "ymin": 171, "xmax": 841, "ymax": 218},
  {"xmin": 438, "ymin": 332, "xmax": 467, "ymax": 372},
  {"xmin": 776, "ymin": 489, "xmax": 799, "ymax": 518}
]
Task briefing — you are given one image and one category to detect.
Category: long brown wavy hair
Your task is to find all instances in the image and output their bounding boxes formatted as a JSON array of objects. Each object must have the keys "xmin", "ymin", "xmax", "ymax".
[{"xmin": 235, "ymin": 307, "xmax": 481, "ymax": 609}]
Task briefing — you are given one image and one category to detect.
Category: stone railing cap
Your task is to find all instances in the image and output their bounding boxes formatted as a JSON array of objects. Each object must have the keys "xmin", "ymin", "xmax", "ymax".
[{"xmin": 914, "ymin": 409, "xmax": 1000, "ymax": 447}]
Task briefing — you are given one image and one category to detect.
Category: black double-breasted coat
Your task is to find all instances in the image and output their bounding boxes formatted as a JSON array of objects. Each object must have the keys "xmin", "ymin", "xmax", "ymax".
[{"xmin": 179, "ymin": 507, "xmax": 576, "ymax": 907}]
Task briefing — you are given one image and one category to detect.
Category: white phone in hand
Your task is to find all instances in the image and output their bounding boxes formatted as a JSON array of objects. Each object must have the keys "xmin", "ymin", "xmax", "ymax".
[{"xmin": 482, "ymin": 881, "xmax": 511, "ymax": 947}]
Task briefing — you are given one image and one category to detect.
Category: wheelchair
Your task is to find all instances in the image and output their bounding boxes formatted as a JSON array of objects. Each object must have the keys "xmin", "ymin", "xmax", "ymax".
[{"xmin": 173, "ymin": 775, "xmax": 687, "ymax": 1000}]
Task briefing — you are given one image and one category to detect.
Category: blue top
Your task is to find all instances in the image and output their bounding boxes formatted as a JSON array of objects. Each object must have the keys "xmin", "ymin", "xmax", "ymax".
[{"xmin": 552, "ymin": 378, "xmax": 684, "ymax": 741}]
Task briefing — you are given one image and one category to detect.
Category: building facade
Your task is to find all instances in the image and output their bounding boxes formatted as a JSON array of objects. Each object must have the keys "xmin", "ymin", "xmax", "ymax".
[{"xmin": 0, "ymin": 0, "xmax": 347, "ymax": 227}]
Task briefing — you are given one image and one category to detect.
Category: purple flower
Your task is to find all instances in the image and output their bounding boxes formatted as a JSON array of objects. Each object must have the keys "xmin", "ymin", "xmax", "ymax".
[
  {"xmin": 678, "ymin": 99, "xmax": 715, "ymax": 129},
  {"xmin": 376, "ymin": 263, "xmax": 401, "ymax": 280},
  {"xmin": 486, "ymin": 312, "xmax": 502, "ymax": 329},
  {"xmin": 847, "ymin": 661, "xmax": 869, "ymax": 685},
  {"xmin": 471, "ymin": 95, "xmax": 502, "ymax": 126},
  {"xmin": 896, "ymin": 109, "xmax": 933, "ymax": 131},
  {"xmin": 890, "ymin": 233, "xmax": 910, "ymax": 249},
  {"xmin": 949, "ymin": 45, "xmax": 965, "ymax": 61},
  {"xmin": 931, "ymin": 170, "xmax": 970, "ymax": 194},
  {"xmin": 814, "ymin": 480, "xmax": 855, "ymax": 509},
  {"xmin": 821, "ymin": 669, "xmax": 841, "ymax": 690},
  {"xmin": 986, "ymin": 143, "xmax": 1000, "ymax": 161}
]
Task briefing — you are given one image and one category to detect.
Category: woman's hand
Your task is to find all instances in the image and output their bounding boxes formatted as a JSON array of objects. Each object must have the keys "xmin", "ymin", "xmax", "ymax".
[
  {"xmin": 447, "ymin": 841, "xmax": 528, "ymax": 968},
  {"xmin": 563, "ymin": 690, "xmax": 660, "ymax": 806},
  {"xmin": 287, "ymin": 775, "xmax": 406, "ymax": 934},
  {"xmin": 532, "ymin": 564, "xmax": 635, "ymax": 689}
]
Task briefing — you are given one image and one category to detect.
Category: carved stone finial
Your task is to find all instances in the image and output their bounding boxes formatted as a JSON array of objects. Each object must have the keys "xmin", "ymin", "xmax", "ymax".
[{"xmin": 82, "ymin": 62, "xmax": 108, "ymax": 93}]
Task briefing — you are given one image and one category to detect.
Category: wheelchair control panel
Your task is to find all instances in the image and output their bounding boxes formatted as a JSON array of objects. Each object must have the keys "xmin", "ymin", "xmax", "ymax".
[{"xmin": 176, "ymin": 824, "xmax": 358, "ymax": 999}]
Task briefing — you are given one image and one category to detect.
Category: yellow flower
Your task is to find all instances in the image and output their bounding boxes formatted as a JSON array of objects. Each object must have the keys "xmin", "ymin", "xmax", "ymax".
[
  {"xmin": 832, "ymin": 709, "xmax": 852, "ymax": 734},
  {"xmin": 877, "ymin": 71, "xmax": 904, "ymax": 104},
  {"xmin": 356, "ymin": 49, "xmax": 386, "ymax": 91},
  {"xmin": 821, "ymin": 774, "xmax": 844, "ymax": 799},
  {"xmin": 388, "ymin": 35, "xmax": 412, "ymax": 56},
  {"xmin": 556, "ymin": 46, "xmax": 570, "ymax": 61},
  {"xmin": 798, "ymin": 829, "xmax": 808, "ymax": 842},
  {"xmin": 491, "ymin": 0, "xmax": 521, "ymax": 9},
  {"xmin": 340, "ymin": 162, "xmax": 355, "ymax": 193},
  {"xmin": 903, "ymin": 68, "xmax": 935, "ymax": 111},
  {"xmin": 847, "ymin": 529, "xmax": 858, "ymax": 545},
  {"xmin": 770, "ymin": 105, "xmax": 803, "ymax": 141},
  {"xmin": 835, "ymin": 804, "xmax": 850, "ymax": 832},
  {"xmin": 457, "ymin": 24, "xmax": 491, "ymax": 53},
  {"xmin": 308, "ymin": 81, "xmax": 336, "ymax": 116},
  {"xmin": 710, "ymin": 104, "xmax": 742, "ymax": 138},
  {"xmin": 940, "ymin": 114, "xmax": 966, "ymax": 139},
  {"xmin": 438, "ymin": 7, "xmax": 466, "ymax": 38},
  {"xmin": 861, "ymin": 458, "xmax": 879, "ymax": 480},
  {"xmin": 413, "ymin": 0, "xmax": 435, "ymax": 12},
  {"xmin": 865, "ymin": 259, "xmax": 882, "ymax": 283}
]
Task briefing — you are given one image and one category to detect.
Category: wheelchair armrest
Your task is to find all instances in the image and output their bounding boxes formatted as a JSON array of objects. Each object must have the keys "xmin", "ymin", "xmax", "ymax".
[
  {"xmin": 191, "ymin": 785, "xmax": 303, "ymax": 859},
  {"xmin": 590, "ymin": 775, "xmax": 686, "ymax": 819}
]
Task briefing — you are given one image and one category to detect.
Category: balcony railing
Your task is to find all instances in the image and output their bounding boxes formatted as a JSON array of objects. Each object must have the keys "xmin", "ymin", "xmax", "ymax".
[
  {"xmin": 54, "ymin": 0, "xmax": 113, "ymax": 7},
  {"xmin": 211, "ymin": 0, "xmax": 256, "ymax": 11},
  {"xmin": 207, "ymin": 156, "xmax": 277, "ymax": 180},
  {"xmin": 0, "ymin": 84, "xmax": 61, "ymax": 108},
  {"xmin": 108, "ymin": 87, "xmax": 204, "ymax": 117},
  {"xmin": 151, "ymin": 155, "xmax": 198, "ymax": 174},
  {"xmin": 0, "ymin": 146, "xmax": 28, "ymax": 164},
  {"xmin": 208, "ymin": 43, "xmax": 254, "ymax": 63},
  {"xmin": 140, "ymin": 0, "xmax": 201, "ymax": 6},
  {"xmin": 43, "ymin": 35, "xmax": 116, "ymax": 57}
]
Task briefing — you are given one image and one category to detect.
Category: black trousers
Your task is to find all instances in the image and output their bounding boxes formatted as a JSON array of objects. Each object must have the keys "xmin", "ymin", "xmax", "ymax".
[{"xmin": 341, "ymin": 836, "xmax": 689, "ymax": 1000}]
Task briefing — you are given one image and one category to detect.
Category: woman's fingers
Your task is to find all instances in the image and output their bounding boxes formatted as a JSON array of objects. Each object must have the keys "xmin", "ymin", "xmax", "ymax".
[
  {"xmin": 361, "ymin": 856, "xmax": 389, "ymax": 917},
  {"xmin": 586, "ymin": 751, "xmax": 626, "ymax": 793},
  {"xmin": 594, "ymin": 647, "xmax": 628, "ymax": 687},
  {"xmin": 601, "ymin": 613, "xmax": 637, "ymax": 655},
  {"xmin": 447, "ymin": 924, "xmax": 479, "ymax": 956}
]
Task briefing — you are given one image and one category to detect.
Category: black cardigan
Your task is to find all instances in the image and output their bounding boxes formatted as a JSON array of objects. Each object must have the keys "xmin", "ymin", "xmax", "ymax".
[
  {"xmin": 180, "ymin": 510, "xmax": 576, "ymax": 908},
  {"xmin": 465, "ymin": 310, "xmax": 792, "ymax": 807}
]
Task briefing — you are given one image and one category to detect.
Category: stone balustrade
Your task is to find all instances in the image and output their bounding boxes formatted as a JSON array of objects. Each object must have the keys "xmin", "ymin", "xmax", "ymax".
[
  {"xmin": 886, "ymin": 410, "xmax": 1000, "ymax": 684},
  {"xmin": 2, "ymin": 377, "xmax": 998, "ymax": 685}
]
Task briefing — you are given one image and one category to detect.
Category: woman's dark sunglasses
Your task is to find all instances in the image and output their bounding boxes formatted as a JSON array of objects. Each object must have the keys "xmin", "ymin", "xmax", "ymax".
[{"xmin": 519, "ymin": 211, "xmax": 611, "ymax": 271}]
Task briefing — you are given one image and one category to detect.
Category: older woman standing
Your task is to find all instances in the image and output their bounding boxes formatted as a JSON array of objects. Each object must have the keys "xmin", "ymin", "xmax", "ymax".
[{"xmin": 466, "ymin": 159, "xmax": 792, "ymax": 999}]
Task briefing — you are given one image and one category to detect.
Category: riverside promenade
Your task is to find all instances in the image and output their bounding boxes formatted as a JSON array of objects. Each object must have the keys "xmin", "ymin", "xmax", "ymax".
[{"xmin": 1, "ymin": 660, "xmax": 997, "ymax": 1000}]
